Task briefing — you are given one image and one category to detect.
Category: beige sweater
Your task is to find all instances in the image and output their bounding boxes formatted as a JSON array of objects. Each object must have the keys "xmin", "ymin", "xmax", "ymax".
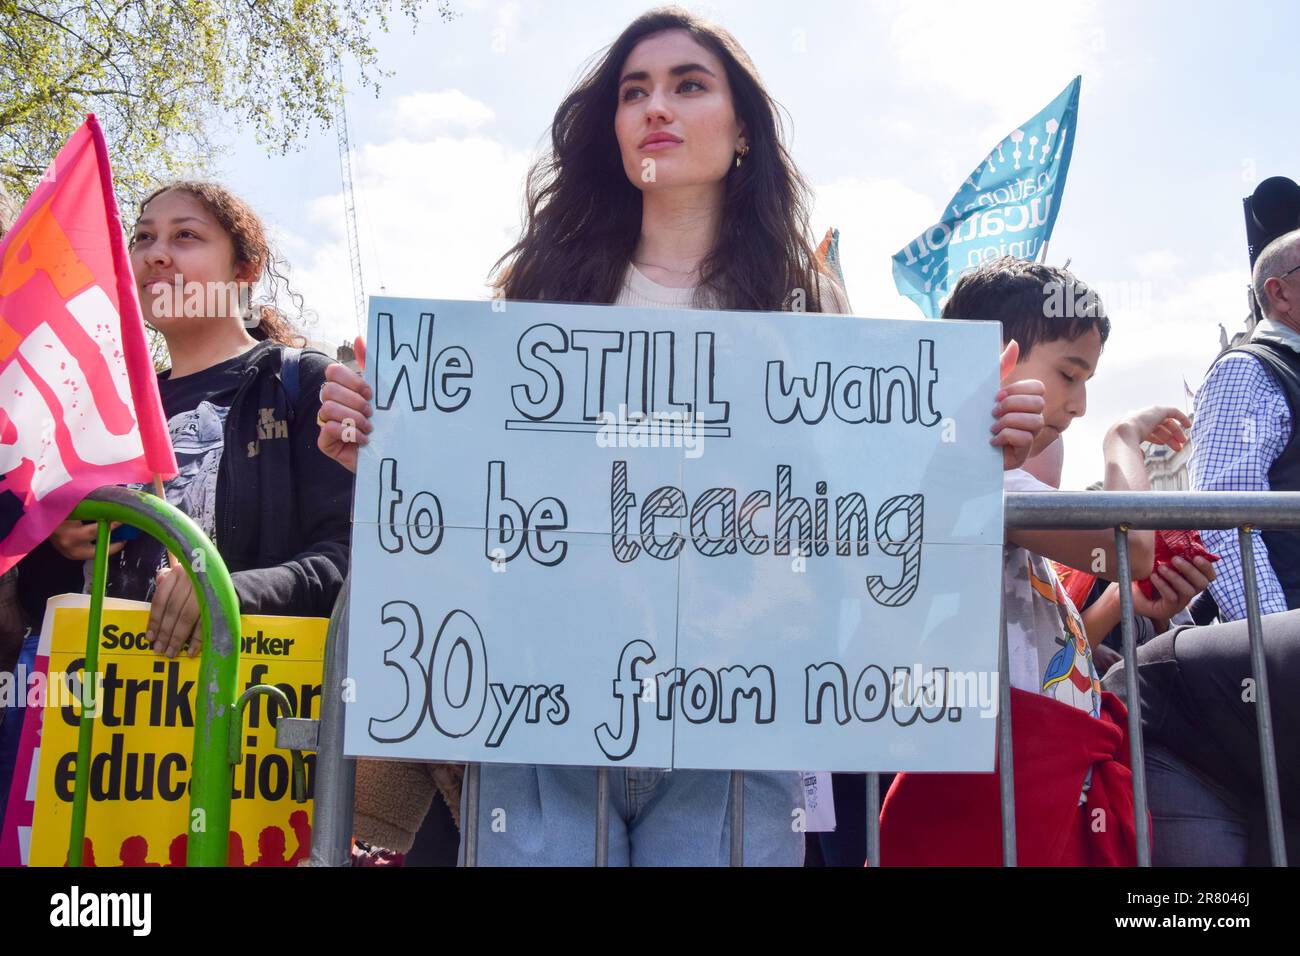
[{"xmin": 351, "ymin": 264, "xmax": 851, "ymax": 852}]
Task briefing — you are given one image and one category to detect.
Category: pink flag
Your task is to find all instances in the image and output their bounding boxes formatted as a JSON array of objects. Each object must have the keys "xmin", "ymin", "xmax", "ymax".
[{"xmin": 0, "ymin": 115, "xmax": 177, "ymax": 574}]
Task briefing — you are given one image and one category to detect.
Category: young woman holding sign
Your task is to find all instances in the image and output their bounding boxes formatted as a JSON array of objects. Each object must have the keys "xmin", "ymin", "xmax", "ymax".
[
  {"xmin": 318, "ymin": 8, "xmax": 1046, "ymax": 866},
  {"xmin": 29, "ymin": 182, "xmax": 353, "ymax": 659}
]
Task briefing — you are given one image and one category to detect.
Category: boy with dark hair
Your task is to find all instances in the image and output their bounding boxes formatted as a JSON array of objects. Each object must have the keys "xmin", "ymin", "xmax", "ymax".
[
  {"xmin": 942, "ymin": 255, "xmax": 1110, "ymax": 356},
  {"xmin": 880, "ymin": 256, "xmax": 1190, "ymax": 866},
  {"xmin": 946, "ymin": 256, "xmax": 1184, "ymax": 714}
]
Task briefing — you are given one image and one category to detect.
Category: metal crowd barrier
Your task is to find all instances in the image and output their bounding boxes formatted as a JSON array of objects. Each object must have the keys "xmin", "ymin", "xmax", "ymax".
[
  {"xmin": 63, "ymin": 487, "xmax": 307, "ymax": 867},
  {"xmin": 66, "ymin": 488, "xmax": 242, "ymax": 866},
  {"xmin": 306, "ymin": 491, "xmax": 1298, "ymax": 868}
]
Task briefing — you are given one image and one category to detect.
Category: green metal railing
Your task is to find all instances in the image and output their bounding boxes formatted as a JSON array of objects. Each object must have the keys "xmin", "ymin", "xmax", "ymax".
[{"xmin": 63, "ymin": 486, "xmax": 297, "ymax": 867}]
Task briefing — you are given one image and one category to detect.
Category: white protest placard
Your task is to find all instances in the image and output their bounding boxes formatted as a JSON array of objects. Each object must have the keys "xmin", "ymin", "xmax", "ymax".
[{"xmin": 344, "ymin": 297, "xmax": 1005, "ymax": 772}]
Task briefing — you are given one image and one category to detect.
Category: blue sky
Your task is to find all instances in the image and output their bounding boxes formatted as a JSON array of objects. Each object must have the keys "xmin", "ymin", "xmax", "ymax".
[{"xmin": 212, "ymin": 0, "xmax": 1297, "ymax": 489}]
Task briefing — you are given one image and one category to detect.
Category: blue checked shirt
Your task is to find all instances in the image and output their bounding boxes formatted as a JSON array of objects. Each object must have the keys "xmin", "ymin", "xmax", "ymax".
[{"xmin": 1190, "ymin": 351, "xmax": 1292, "ymax": 621}]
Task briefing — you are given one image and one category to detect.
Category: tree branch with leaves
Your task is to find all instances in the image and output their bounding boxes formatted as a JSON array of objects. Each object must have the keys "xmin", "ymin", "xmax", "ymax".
[{"xmin": 0, "ymin": 0, "xmax": 456, "ymax": 206}]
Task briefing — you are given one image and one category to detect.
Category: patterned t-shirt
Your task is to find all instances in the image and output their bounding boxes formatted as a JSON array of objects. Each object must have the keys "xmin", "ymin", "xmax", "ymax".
[
  {"xmin": 93, "ymin": 347, "xmax": 253, "ymax": 601},
  {"xmin": 1003, "ymin": 468, "xmax": 1101, "ymax": 719}
]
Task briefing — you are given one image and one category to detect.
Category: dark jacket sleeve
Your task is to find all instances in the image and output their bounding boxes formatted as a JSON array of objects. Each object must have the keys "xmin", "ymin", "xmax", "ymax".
[
  {"xmin": 231, "ymin": 350, "xmax": 354, "ymax": 617},
  {"xmin": 16, "ymin": 539, "xmax": 85, "ymax": 632}
]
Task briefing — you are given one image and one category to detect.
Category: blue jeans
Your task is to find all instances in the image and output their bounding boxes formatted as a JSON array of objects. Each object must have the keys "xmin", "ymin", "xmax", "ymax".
[
  {"xmin": 1102, "ymin": 611, "xmax": 1300, "ymax": 864},
  {"xmin": 459, "ymin": 765, "xmax": 805, "ymax": 866},
  {"xmin": 1146, "ymin": 745, "xmax": 1249, "ymax": 866}
]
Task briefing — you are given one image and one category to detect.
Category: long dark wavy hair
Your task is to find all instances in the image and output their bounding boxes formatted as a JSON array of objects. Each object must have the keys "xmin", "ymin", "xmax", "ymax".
[{"xmin": 491, "ymin": 6, "xmax": 828, "ymax": 312}]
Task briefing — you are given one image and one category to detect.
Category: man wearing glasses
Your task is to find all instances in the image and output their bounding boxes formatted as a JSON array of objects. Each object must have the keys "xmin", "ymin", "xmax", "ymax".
[{"xmin": 1191, "ymin": 228, "xmax": 1300, "ymax": 621}]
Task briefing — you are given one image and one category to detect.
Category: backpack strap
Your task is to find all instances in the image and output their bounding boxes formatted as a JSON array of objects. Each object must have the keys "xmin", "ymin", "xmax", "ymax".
[{"xmin": 280, "ymin": 346, "xmax": 303, "ymax": 419}]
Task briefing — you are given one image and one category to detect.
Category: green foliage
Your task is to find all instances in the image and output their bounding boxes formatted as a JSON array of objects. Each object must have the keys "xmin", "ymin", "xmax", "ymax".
[
  {"xmin": 0, "ymin": 0, "xmax": 456, "ymax": 207},
  {"xmin": 146, "ymin": 324, "xmax": 169, "ymax": 371}
]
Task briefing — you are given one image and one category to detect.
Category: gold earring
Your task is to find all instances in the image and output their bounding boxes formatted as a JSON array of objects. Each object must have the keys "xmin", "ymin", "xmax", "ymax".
[{"xmin": 735, "ymin": 144, "xmax": 750, "ymax": 168}]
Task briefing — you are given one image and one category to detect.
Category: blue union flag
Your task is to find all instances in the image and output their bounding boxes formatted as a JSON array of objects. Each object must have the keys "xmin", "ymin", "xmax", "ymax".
[{"xmin": 892, "ymin": 76, "xmax": 1082, "ymax": 318}]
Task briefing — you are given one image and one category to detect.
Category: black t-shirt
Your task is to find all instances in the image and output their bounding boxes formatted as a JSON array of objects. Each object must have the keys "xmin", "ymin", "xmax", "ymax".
[{"xmin": 100, "ymin": 347, "xmax": 254, "ymax": 601}]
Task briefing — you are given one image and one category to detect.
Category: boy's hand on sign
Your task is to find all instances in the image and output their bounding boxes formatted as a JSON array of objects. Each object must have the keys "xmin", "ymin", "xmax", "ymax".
[
  {"xmin": 48, "ymin": 520, "xmax": 125, "ymax": 561},
  {"xmin": 991, "ymin": 340, "xmax": 1046, "ymax": 471},
  {"xmin": 317, "ymin": 335, "xmax": 373, "ymax": 475},
  {"xmin": 148, "ymin": 564, "xmax": 202, "ymax": 659}
]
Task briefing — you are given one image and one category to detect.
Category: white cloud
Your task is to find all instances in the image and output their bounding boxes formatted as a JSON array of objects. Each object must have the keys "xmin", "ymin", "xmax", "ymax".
[
  {"xmin": 1058, "ymin": 266, "xmax": 1249, "ymax": 489},
  {"xmin": 1133, "ymin": 248, "xmax": 1183, "ymax": 278},
  {"xmin": 272, "ymin": 118, "xmax": 534, "ymax": 349},
  {"xmin": 491, "ymin": 0, "xmax": 523, "ymax": 53},
  {"xmin": 812, "ymin": 175, "xmax": 941, "ymax": 318},
  {"xmin": 878, "ymin": 0, "xmax": 1101, "ymax": 124},
  {"xmin": 386, "ymin": 90, "xmax": 496, "ymax": 138}
]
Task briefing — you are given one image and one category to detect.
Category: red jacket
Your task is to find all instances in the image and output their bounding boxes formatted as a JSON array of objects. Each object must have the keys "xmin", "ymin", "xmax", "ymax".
[{"xmin": 879, "ymin": 689, "xmax": 1140, "ymax": 866}]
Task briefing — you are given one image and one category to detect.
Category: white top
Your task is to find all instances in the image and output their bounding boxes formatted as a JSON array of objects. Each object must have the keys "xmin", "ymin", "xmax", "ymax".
[{"xmin": 615, "ymin": 264, "xmax": 853, "ymax": 315}]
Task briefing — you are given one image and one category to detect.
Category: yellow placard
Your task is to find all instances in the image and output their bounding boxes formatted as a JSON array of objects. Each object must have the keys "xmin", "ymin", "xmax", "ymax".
[{"xmin": 29, "ymin": 601, "xmax": 326, "ymax": 867}]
